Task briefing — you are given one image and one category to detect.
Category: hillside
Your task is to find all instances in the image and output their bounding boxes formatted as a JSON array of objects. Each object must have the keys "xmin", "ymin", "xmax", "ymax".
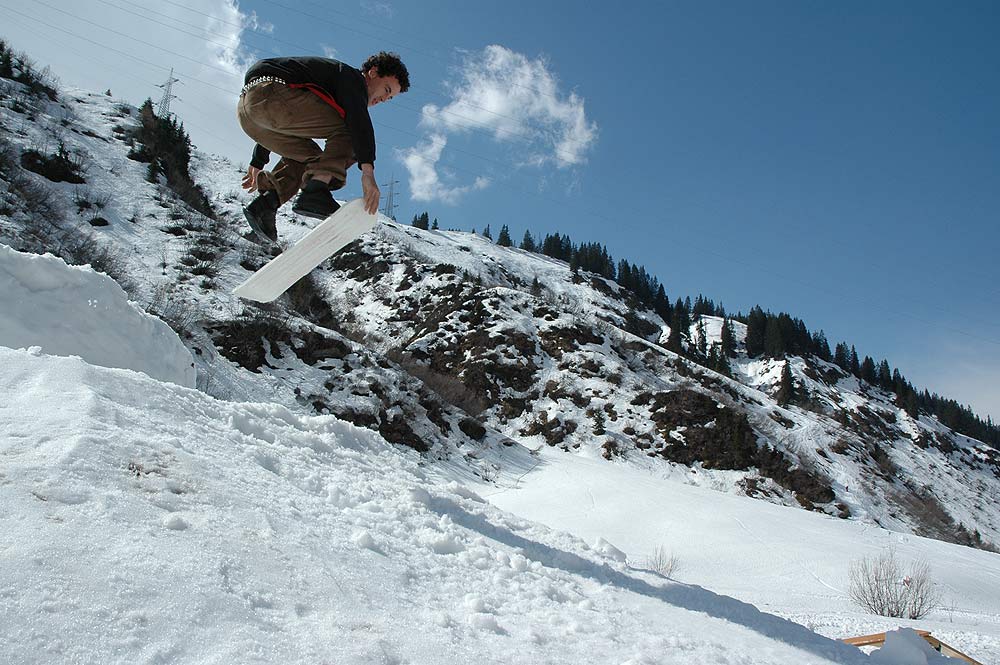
[
  {"xmin": 1, "ymin": 58, "xmax": 999, "ymax": 662},
  {"xmin": 1, "ymin": 62, "xmax": 998, "ymax": 549}
]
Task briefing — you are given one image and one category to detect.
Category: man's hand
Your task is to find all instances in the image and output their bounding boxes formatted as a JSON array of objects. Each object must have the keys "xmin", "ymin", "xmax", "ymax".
[
  {"xmin": 242, "ymin": 165, "xmax": 261, "ymax": 192},
  {"xmin": 360, "ymin": 165, "xmax": 379, "ymax": 215}
]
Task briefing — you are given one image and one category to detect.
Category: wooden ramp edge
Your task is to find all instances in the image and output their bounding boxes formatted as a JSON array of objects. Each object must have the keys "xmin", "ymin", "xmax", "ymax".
[{"xmin": 842, "ymin": 631, "xmax": 983, "ymax": 665}]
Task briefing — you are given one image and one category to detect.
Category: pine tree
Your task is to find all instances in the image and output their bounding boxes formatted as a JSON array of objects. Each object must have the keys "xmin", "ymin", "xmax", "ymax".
[
  {"xmin": 667, "ymin": 302, "xmax": 689, "ymax": 354},
  {"xmin": 777, "ymin": 362, "xmax": 795, "ymax": 406},
  {"xmin": 696, "ymin": 319, "xmax": 708, "ymax": 357},
  {"xmin": 721, "ymin": 317, "xmax": 737, "ymax": 357},
  {"xmin": 569, "ymin": 251, "xmax": 581, "ymax": 274},
  {"xmin": 860, "ymin": 356, "xmax": 877, "ymax": 384},
  {"xmin": 715, "ymin": 344, "xmax": 732, "ymax": 376},
  {"xmin": 1, "ymin": 48, "xmax": 14, "ymax": 79},
  {"xmin": 877, "ymin": 359, "xmax": 893, "ymax": 390},
  {"xmin": 834, "ymin": 342, "xmax": 851, "ymax": 370},
  {"xmin": 520, "ymin": 230, "xmax": 536, "ymax": 252},
  {"xmin": 530, "ymin": 276, "xmax": 542, "ymax": 296},
  {"xmin": 708, "ymin": 344, "xmax": 720, "ymax": 372},
  {"xmin": 764, "ymin": 315, "xmax": 784, "ymax": 358},
  {"xmin": 431, "ymin": 218, "xmax": 439, "ymax": 230},
  {"xmin": 654, "ymin": 285, "xmax": 672, "ymax": 322},
  {"xmin": 850, "ymin": 346, "xmax": 860, "ymax": 377},
  {"xmin": 412, "ymin": 212, "xmax": 430, "ymax": 230},
  {"xmin": 483, "ymin": 224, "xmax": 492, "ymax": 240},
  {"xmin": 904, "ymin": 389, "xmax": 920, "ymax": 418},
  {"xmin": 812, "ymin": 330, "xmax": 831, "ymax": 361},
  {"xmin": 497, "ymin": 225, "xmax": 512, "ymax": 247},
  {"xmin": 745, "ymin": 307, "xmax": 767, "ymax": 358}
]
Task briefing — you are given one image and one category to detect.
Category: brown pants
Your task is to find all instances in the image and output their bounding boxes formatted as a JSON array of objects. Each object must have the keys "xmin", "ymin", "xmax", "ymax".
[{"xmin": 237, "ymin": 82, "xmax": 353, "ymax": 205}]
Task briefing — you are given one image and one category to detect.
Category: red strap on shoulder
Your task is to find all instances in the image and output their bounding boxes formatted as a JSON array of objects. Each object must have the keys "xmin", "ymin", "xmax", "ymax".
[{"xmin": 288, "ymin": 83, "xmax": 347, "ymax": 119}]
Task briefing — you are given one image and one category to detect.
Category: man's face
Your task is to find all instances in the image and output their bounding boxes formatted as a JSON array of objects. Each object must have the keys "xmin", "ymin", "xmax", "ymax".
[{"xmin": 365, "ymin": 70, "xmax": 401, "ymax": 107}]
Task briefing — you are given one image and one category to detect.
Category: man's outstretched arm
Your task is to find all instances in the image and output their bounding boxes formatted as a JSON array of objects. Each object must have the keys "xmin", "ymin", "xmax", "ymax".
[{"xmin": 360, "ymin": 163, "xmax": 380, "ymax": 215}]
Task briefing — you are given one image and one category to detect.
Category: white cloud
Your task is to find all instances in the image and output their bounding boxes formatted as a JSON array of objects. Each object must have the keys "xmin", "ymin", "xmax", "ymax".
[
  {"xmin": 402, "ymin": 45, "xmax": 596, "ymax": 204},
  {"xmin": 423, "ymin": 46, "xmax": 596, "ymax": 168},
  {"xmin": 361, "ymin": 1, "xmax": 395, "ymax": 19},
  {"xmin": 400, "ymin": 134, "xmax": 489, "ymax": 205},
  {"xmin": 321, "ymin": 45, "xmax": 339, "ymax": 60}
]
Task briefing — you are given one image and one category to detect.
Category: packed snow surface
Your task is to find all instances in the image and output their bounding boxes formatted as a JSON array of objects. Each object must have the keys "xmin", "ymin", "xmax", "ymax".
[
  {"xmin": 2, "ymin": 344, "xmax": 964, "ymax": 665},
  {"xmin": 0, "ymin": 245, "xmax": 194, "ymax": 387},
  {"xmin": 480, "ymin": 448, "xmax": 1000, "ymax": 662}
]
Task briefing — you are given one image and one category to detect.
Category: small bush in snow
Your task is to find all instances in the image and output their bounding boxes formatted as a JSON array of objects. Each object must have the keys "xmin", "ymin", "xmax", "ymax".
[
  {"xmin": 63, "ymin": 235, "xmax": 136, "ymax": 295},
  {"xmin": 645, "ymin": 545, "xmax": 680, "ymax": 578},
  {"xmin": 147, "ymin": 283, "xmax": 201, "ymax": 338},
  {"xmin": 20, "ymin": 143, "xmax": 86, "ymax": 184},
  {"xmin": 848, "ymin": 547, "xmax": 941, "ymax": 620}
]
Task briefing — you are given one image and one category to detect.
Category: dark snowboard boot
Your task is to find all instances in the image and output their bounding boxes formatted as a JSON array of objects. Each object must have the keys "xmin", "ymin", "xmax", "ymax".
[
  {"xmin": 243, "ymin": 190, "xmax": 279, "ymax": 242},
  {"xmin": 292, "ymin": 179, "xmax": 341, "ymax": 220}
]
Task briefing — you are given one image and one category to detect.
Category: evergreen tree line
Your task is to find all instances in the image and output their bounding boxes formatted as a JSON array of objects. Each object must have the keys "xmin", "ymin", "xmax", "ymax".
[
  {"xmin": 739, "ymin": 307, "xmax": 998, "ymax": 445},
  {"xmin": 405, "ymin": 214, "xmax": 999, "ymax": 448},
  {"xmin": 742, "ymin": 307, "xmax": 831, "ymax": 361},
  {"xmin": 128, "ymin": 100, "xmax": 213, "ymax": 218},
  {"xmin": 410, "ymin": 212, "xmax": 439, "ymax": 230}
]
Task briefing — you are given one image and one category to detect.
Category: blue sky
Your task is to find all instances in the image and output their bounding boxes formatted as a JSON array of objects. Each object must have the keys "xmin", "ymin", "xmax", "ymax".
[{"xmin": 2, "ymin": 0, "xmax": 998, "ymax": 421}]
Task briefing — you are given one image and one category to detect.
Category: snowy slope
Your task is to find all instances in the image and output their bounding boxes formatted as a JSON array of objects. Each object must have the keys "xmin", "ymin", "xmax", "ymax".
[
  {"xmin": 479, "ymin": 449, "xmax": 1000, "ymax": 662},
  {"xmin": 2, "ymin": 67, "xmax": 999, "ymax": 664},
  {"xmin": 0, "ymin": 245, "xmax": 194, "ymax": 387},
  {"xmin": 309, "ymin": 222, "xmax": 1000, "ymax": 545},
  {"xmin": 2, "ymin": 345, "xmax": 880, "ymax": 665}
]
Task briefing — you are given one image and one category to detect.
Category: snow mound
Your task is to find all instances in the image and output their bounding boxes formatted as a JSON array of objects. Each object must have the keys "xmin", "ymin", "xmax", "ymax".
[
  {"xmin": 0, "ymin": 245, "xmax": 194, "ymax": 387},
  {"xmin": 870, "ymin": 629, "xmax": 962, "ymax": 664},
  {"xmin": 0, "ymin": 346, "xmax": 877, "ymax": 664}
]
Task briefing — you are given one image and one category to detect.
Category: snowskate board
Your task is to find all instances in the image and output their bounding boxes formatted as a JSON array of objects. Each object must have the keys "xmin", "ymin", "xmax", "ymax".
[{"xmin": 234, "ymin": 198, "xmax": 376, "ymax": 303}]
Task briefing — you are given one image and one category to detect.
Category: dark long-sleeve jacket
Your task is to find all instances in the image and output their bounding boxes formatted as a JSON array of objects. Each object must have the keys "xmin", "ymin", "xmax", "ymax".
[{"xmin": 244, "ymin": 57, "xmax": 374, "ymax": 170}]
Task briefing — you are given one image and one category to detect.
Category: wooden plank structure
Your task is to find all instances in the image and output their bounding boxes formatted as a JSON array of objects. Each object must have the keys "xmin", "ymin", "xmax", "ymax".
[{"xmin": 842, "ymin": 631, "xmax": 983, "ymax": 665}]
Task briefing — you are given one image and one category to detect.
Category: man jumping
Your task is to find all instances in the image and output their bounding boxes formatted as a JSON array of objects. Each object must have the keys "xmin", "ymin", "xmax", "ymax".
[{"xmin": 237, "ymin": 51, "xmax": 410, "ymax": 241}]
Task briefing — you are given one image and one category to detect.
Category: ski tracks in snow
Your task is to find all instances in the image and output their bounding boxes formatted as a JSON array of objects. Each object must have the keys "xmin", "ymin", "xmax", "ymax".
[{"xmin": 733, "ymin": 516, "xmax": 846, "ymax": 596}]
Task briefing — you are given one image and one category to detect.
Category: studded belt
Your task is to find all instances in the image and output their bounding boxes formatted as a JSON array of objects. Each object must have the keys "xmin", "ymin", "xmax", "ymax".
[{"xmin": 240, "ymin": 76, "xmax": 286, "ymax": 96}]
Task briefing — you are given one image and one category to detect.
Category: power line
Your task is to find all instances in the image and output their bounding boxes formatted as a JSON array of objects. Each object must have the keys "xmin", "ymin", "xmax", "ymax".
[
  {"xmin": 380, "ymin": 175, "xmax": 399, "ymax": 220},
  {"xmin": 17, "ymin": 0, "xmax": 602, "ymax": 158},
  {"xmin": 155, "ymin": 67, "xmax": 180, "ymax": 118},
  {"xmin": 0, "ymin": 2, "xmax": 238, "ymax": 95},
  {"xmin": 148, "ymin": 0, "xmax": 597, "ymax": 143},
  {"xmin": 25, "ymin": 0, "xmax": 240, "ymax": 77},
  {"xmin": 97, "ymin": 0, "xmax": 288, "ymax": 59}
]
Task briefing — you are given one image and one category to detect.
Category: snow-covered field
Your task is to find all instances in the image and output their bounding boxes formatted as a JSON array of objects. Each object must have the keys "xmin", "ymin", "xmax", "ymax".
[
  {"xmin": 0, "ymin": 247, "xmax": 995, "ymax": 664},
  {"xmin": 480, "ymin": 449, "xmax": 1000, "ymax": 660}
]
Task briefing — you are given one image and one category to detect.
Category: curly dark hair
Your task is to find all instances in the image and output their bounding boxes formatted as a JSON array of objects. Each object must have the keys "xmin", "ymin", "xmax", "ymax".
[{"xmin": 361, "ymin": 51, "xmax": 410, "ymax": 92}]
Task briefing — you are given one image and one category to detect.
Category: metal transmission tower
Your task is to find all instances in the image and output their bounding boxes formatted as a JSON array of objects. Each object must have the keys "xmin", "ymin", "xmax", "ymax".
[
  {"xmin": 155, "ymin": 68, "xmax": 181, "ymax": 119},
  {"xmin": 380, "ymin": 175, "xmax": 400, "ymax": 220}
]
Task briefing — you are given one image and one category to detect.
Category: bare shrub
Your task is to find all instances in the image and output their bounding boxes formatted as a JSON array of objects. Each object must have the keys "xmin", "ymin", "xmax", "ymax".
[
  {"xmin": 62, "ymin": 234, "xmax": 136, "ymax": 295},
  {"xmin": 147, "ymin": 283, "xmax": 201, "ymax": 338},
  {"xmin": 212, "ymin": 306, "xmax": 292, "ymax": 372},
  {"xmin": 7, "ymin": 169, "xmax": 65, "ymax": 223},
  {"xmin": 848, "ymin": 546, "xmax": 941, "ymax": 619},
  {"xmin": 644, "ymin": 545, "xmax": 681, "ymax": 578},
  {"xmin": 389, "ymin": 350, "xmax": 490, "ymax": 416},
  {"xmin": 20, "ymin": 143, "xmax": 86, "ymax": 184}
]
